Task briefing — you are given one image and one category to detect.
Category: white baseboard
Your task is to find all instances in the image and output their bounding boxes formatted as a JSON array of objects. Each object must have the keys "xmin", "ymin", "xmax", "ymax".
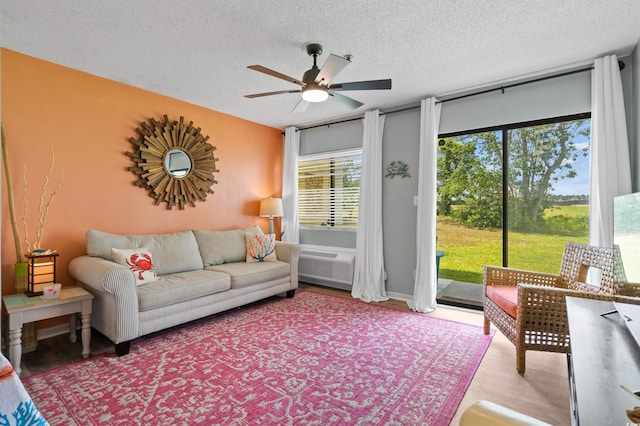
[
  {"xmin": 386, "ymin": 291, "xmax": 483, "ymax": 315},
  {"xmin": 386, "ymin": 291, "xmax": 412, "ymax": 303}
]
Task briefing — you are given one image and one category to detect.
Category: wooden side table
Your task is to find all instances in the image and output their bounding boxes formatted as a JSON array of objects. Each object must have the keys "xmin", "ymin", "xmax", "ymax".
[{"xmin": 2, "ymin": 286, "xmax": 93, "ymax": 376}]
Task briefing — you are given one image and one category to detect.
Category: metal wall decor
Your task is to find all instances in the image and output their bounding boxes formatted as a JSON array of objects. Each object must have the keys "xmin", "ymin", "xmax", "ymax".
[
  {"xmin": 385, "ymin": 160, "xmax": 410, "ymax": 179},
  {"xmin": 127, "ymin": 115, "xmax": 219, "ymax": 210}
]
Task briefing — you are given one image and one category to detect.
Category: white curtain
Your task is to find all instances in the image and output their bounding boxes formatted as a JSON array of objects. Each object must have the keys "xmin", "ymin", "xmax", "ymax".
[
  {"xmin": 351, "ymin": 110, "xmax": 388, "ymax": 302},
  {"xmin": 409, "ymin": 98, "xmax": 442, "ymax": 313},
  {"xmin": 282, "ymin": 126, "xmax": 299, "ymax": 243},
  {"xmin": 589, "ymin": 55, "xmax": 632, "ymax": 247}
]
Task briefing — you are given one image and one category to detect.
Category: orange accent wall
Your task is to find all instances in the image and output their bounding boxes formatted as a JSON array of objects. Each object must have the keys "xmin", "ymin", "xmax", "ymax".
[{"xmin": 1, "ymin": 48, "xmax": 283, "ymax": 296}]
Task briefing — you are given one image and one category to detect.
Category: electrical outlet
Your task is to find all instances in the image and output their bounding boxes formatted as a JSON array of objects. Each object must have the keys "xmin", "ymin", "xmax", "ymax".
[{"xmin": 413, "ymin": 195, "xmax": 418, "ymax": 206}]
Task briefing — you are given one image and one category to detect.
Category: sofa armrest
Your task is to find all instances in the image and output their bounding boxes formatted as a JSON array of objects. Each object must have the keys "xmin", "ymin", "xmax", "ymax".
[
  {"xmin": 68, "ymin": 255, "xmax": 139, "ymax": 343},
  {"xmin": 275, "ymin": 241, "xmax": 300, "ymax": 263},
  {"xmin": 275, "ymin": 242, "xmax": 300, "ymax": 290}
]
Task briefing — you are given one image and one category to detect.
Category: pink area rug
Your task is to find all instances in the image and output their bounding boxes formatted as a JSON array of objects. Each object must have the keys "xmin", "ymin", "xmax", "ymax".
[{"xmin": 23, "ymin": 290, "xmax": 493, "ymax": 425}]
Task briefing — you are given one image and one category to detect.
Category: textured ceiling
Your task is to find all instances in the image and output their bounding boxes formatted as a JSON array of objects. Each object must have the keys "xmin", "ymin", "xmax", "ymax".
[{"xmin": 2, "ymin": 1, "xmax": 640, "ymax": 129}]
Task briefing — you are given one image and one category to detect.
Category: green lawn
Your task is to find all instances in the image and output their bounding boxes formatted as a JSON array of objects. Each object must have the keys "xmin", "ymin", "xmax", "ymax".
[
  {"xmin": 437, "ymin": 205, "xmax": 589, "ymax": 284},
  {"xmin": 543, "ymin": 203, "xmax": 588, "ymax": 218}
]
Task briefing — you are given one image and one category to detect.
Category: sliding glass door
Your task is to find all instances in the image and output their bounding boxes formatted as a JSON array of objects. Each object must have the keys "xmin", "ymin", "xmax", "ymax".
[{"xmin": 437, "ymin": 114, "xmax": 590, "ymax": 284}]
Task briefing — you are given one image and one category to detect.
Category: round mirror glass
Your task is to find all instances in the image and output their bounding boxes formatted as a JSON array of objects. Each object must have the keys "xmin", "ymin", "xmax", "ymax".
[{"xmin": 163, "ymin": 148, "xmax": 192, "ymax": 178}]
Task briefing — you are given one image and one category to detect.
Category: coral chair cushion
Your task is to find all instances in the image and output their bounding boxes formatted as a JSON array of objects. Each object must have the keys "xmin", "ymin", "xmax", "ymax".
[{"xmin": 486, "ymin": 285, "xmax": 518, "ymax": 318}]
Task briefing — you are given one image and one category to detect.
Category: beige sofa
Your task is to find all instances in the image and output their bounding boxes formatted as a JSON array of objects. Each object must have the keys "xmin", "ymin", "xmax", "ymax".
[{"xmin": 68, "ymin": 226, "xmax": 299, "ymax": 355}]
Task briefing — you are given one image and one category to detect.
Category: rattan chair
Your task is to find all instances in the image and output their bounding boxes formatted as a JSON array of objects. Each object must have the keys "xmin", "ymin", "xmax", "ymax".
[{"xmin": 483, "ymin": 242, "xmax": 623, "ymax": 373}]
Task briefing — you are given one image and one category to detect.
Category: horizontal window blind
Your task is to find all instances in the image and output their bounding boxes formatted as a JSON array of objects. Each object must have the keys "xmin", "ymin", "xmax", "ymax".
[{"xmin": 298, "ymin": 149, "xmax": 362, "ymax": 228}]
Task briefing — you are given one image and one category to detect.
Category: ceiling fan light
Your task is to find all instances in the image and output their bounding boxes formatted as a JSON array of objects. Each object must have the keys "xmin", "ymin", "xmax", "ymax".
[{"xmin": 302, "ymin": 87, "xmax": 329, "ymax": 102}]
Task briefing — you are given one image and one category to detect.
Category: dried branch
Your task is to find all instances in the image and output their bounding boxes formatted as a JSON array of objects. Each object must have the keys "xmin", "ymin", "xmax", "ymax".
[
  {"xmin": 35, "ymin": 147, "xmax": 62, "ymax": 249},
  {"xmin": 1, "ymin": 123, "xmax": 25, "ymax": 262},
  {"xmin": 22, "ymin": 167, "xmax": 32, "ymax": 254},
  {"xmin": 35, "ymin": 170, "xmax": 63, "ymax": 249},
  {"xmin": 2, "ymin": 124, "xmax": 64, "ymax": 258}
]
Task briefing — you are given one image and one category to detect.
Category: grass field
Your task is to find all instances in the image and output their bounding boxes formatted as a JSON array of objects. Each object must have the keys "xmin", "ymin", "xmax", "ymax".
[
  {"xmin": 543, "ymin": 203, "xmax": 588, "ymax": 218},
  {"xmin": 437, "ymin": 205, "xmax": 589, "ymax": 284}
]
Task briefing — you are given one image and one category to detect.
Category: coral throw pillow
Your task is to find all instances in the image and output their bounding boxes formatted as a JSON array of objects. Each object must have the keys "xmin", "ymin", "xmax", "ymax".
[
  {"xmin": 112, "ymin": 247, "xmax": 158, "ymax": 285},
  {"xmin": 246, "ymin": 233, "xmax": 277, "ymax": 263}
]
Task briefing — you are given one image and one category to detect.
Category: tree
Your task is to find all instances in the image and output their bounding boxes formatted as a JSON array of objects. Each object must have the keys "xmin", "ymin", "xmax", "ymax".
[
  {"xmin": 507, "ymin": 121, "xmax": 589, "ymax": 231},
  {"xmin": 437, "ymin": 132, "xmax": 502, "ymax": 228},
  {"xmin": 437, "ymin": 120, "xmax": 589, "ymax": 231},
  {"xmin": 437, "ymin": 139, "xmax": 477, "ymax": 216}
]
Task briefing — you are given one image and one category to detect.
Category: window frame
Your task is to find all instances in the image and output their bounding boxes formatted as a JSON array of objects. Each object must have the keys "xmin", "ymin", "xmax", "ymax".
[{"xmin": 297, "ymin": 147, "xmax": 362, "ymax": 230}]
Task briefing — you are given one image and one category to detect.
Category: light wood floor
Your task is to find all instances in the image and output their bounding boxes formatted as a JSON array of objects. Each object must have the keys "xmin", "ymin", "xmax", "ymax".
[{"xmin": 301, "ymin": 283, "xmax": 571, "ymax": 425}]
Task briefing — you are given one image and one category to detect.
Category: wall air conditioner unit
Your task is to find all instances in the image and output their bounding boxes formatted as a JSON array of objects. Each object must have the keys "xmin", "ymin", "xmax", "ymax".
[{"xmin": 299, "ymin": 245, "xmax": 356, "ymax": 291}]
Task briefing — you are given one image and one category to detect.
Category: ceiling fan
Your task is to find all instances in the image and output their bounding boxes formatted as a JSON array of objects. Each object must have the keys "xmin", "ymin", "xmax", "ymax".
[{"xmin": 245, "ymin": 43, "xmax": 392, "ymax": 113}]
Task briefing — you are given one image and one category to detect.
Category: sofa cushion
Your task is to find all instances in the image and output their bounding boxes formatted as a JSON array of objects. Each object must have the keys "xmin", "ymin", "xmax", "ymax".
[
  {"xmin": 86, "ymin": 230, "xmax": 203, "ymax": 276},
  {"xmin": 246, "ymin": 233, "xmax": 277, "ymax": 263},
  {"xmin": 137, "ymin": 269, "xmax": 231, "ymax": 312},
  {"xmin": 111, "ymin": 247, "xmax": 158, "ymax": 285},
  {"xmin": 486, "ymin": 285, "xmax": 518, "ymax": 318},
  {"xmin": 194, "ymin": 225, "xmax": 263, "ymax": 266},
  {"xmin": 206, "ymin": 261, "xmax": 289, "ymax": 289}
]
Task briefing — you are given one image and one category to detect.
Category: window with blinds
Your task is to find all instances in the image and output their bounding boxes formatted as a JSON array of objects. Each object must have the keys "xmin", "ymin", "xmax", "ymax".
[{"xmin": 298, "ymin": 149, "xmax": 362, "ymax": 228}]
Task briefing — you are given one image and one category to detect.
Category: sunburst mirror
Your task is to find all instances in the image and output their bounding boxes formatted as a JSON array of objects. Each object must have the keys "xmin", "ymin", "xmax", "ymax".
[{"xmin": 127, "ymin": 115, "xmax": 219, "ymax": 210}]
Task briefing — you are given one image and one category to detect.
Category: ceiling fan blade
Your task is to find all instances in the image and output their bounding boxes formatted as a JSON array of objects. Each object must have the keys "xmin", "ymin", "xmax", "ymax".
[
  {"xmin": 329, "ymin": 79, "xmax": 392, "ymax": 91},
  {"xmin": 245, "ymin": 90, "xmax": 301, "ymax": 99},
  {"xmin": 329, "ymin": 92, "xmax": 364, "ymax": 110},
  {"xmin": 315, "ymin": 54, "xmax": 351, "ymax": 85},
  {"xmin": 247, "ymin": 65, "xmax": 304, "ymax": 86},
  {"xmin": 292, "ymin": 98, "xmax": 310, "ymax": 113}
]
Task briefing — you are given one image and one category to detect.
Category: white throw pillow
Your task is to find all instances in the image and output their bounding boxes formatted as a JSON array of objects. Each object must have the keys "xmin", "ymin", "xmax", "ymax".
[{"xmin": 112, "ymin": 247, "xmax": 158, "ymax": 285}]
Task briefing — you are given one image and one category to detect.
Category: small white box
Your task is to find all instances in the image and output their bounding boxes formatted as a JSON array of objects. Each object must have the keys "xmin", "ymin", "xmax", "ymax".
[{"xmin": 42, "ymin": 283, "xmax": 62, "ymax": 300}]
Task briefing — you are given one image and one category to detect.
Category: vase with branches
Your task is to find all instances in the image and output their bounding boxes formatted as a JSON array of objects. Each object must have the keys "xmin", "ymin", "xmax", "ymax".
[
  {"xmin": 2, "ymin": 123, "xmax": 64, "ymax": 260},
  {"xmin": 21, "ymin": 150, "xmax": 64, "ymax": 255},
  {"xmin": 2, "ymin": 123, "xmax": 63, "ymax": 350}
]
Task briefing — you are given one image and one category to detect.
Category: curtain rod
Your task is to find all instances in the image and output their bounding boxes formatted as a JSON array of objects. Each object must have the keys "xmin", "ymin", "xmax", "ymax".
[
  {"xmin": 290, "ymin": 60, "xmax": 623, "ymax": 133},
  {"xmin": 436, "ymin": 65, "xmax": 593, "ymax": 104}
]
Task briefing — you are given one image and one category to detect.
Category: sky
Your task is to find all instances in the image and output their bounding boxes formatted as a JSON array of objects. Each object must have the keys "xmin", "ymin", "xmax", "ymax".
[{"xmin": 549, "ymin": 132, "xmax": 590, "ymax": 197}]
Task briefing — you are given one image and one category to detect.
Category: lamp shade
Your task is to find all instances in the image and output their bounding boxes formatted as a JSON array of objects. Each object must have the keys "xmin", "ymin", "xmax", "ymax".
[{"xmin": 259, "ymin": 197, "xmax": 283, "ymax": 217}]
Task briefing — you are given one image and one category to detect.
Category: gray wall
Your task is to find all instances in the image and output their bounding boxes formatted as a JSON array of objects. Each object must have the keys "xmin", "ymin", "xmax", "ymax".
[
  {"xmin": 439, "ymin": 71, "xmax": 591, "ymax": 133},
  {"xmin": 297, "ymin": 48, "xmax": 640, "ymax": 298},
  {"xmin": 381, "ymin": 109, "xmax": 421, "ymax": 296}
]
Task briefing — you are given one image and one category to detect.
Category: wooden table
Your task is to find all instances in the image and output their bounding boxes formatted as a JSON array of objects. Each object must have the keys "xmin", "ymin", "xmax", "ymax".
[
  {"xmin": 3, "ymin": 286, "xmax": 93, "ymax": 376},
  {"xmin": 566, "ymin": 297, "xmax": 640, "ymax": 426}
]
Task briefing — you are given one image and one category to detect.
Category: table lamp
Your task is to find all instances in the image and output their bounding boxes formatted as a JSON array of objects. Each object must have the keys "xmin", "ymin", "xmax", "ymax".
[
  {"xmin": 26, "ymin": 251, "xmax": 59, "ymax": 296},
  {"xmin": 260, "ymin": 197, "xmax": 283, "ymax": 235}
]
